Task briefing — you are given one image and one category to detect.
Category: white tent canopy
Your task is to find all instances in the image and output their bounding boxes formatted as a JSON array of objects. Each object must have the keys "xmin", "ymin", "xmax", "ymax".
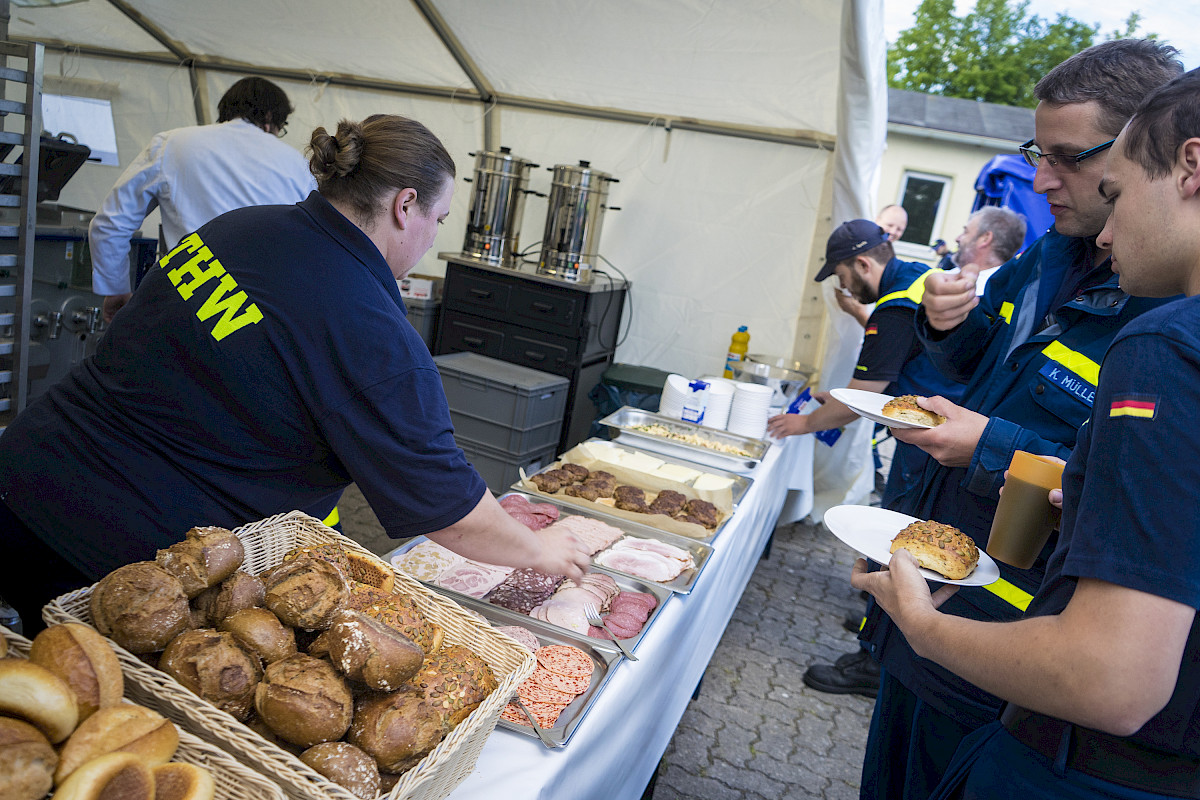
[{"xmin": 11, "ymin": 0, "xmax": 884, "ymax": 383}]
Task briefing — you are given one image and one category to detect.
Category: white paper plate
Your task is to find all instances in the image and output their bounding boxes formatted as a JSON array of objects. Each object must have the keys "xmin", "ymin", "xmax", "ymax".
[
  {"xmin": 822, "ymin": 505, "xmax": 1000, "ymax": 587},
  {"xmin": 829, "ymin": 388, "xmax": 938, "ymax": 430}
]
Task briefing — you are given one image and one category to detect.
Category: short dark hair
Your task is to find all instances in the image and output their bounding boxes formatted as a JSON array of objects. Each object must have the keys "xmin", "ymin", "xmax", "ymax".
[
  {"xmin": 1034, "ymin": 39, "xmax": 1183, "ymax": 137},
  {"xmin": 839, "ymin": 240, "xmax": 894, "ymax": 271},
  {"xmin": 1122, "ymin": 68, "xmax": 1200, "ymax": 179},
  {"xmin": 217, "ymin": 77, "xmax": 293, "ymax": 129},
  {"xmin": 307, "ymin": 114, "xmax": 456, "ymax": 221},
  {"xmin": 972, "ymin": 206, "xmax": 1027, "ymax": 262}
]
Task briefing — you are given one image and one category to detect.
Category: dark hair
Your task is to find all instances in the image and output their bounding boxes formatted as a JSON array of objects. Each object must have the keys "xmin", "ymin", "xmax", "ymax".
[
  {"xmin": 1122, "ymin": 68, "xmax": 1200, "ymax": 179},
  {"xmin": 307, "ymin": 114, "xmax": 456, "ymax": 222},
  {"xmin": 972, "ymin": 206, "xmax": 1027, "ymax": 262},
  {"xmin": 840, "ymin": 240, "xmax": 895, "ymax": 270},
  {"xmin": 1034, "ymin": 39, "xmax": 1183, "ymax": 137},
  {"xmin": 216, "ymin": 77, "xmax": 293, "ymax": 129}
]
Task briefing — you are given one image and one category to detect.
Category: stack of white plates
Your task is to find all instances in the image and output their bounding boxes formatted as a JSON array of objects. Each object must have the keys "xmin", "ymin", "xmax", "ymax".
[
  {"xmin": 698, "ymin": 376, "xmax": 737, "ymax": 430},
  {"xmin": 727, "ymin": 382, "xmax": 774, "ymax": 438},
  {"xmin": 658, "ymin": 373, "xmax": 692, "ymax": 420}
]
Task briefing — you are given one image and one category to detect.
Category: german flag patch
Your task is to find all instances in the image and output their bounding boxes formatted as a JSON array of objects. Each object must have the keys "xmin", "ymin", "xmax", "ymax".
[
  {"xmin": 865, "ymin": 324, "xmax": 878, "ymax": 336},
  {"xmin": 1109, "ymin": 394, "xmax": 1157, "ymax": 419}
]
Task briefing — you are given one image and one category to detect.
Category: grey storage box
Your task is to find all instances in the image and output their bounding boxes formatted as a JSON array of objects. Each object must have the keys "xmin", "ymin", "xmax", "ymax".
[
  {"xmin": 435, "ymin": 352, "xmax": 570, "ymax": 454},
  {"xmin": 457, "ymin": 437, "xmax": 558, "ymax": 495},
  {"xmin": 405, "ymin": 297, "xmax": 440, "ymax": 351}
]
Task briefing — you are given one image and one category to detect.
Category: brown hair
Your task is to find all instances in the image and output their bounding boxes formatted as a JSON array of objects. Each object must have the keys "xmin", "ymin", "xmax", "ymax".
[
  {"xmin": 307, "ymin": 114, "xmax": 456, "ymax": 222},
  {"xmin": 1034, "ymin": 39, "xmax": 1183, "ymax": 137},
  {"xmin": 217, "ymin": 77, "xmax": 293, "ymax": 129},
  {"xmin": 1122, "ymin": 68, "xmax": 1200, "ymax": 179}
]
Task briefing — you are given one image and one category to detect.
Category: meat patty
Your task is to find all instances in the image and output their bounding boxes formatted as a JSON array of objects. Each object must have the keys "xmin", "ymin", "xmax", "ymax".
[
  {"xmin": 647, "ymin": 489, "xmax": 687, "ymax": 516},
  {"xmin": 613, "ymin": 485, "xmax": 648, "ymax": 512},
  {"xmin": 559, "ymin": 463, "xmax": 590, "ymax": 482}
]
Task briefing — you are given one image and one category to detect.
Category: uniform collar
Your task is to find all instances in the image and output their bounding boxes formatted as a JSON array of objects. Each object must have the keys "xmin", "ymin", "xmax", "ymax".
[{"xmin": 297, "ymin": 191, "xmax": 405, "ymax": 310}]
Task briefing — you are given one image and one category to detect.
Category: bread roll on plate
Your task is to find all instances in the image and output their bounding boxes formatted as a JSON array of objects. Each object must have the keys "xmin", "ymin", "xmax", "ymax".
[
  {"xmin": 889, "ymin": 520, "xmax": 979, "ymax": 580},
  {"xmin": 881, "ymin": 395, "xmax": 946, "ymax": 427}
]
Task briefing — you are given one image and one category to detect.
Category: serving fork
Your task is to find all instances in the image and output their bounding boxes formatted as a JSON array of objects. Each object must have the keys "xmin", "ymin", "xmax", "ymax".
[
  {"xmin": 511, "ymin": 696, "xmax": 559, "ymax": 748},
  {"xmin": 583, "ymin": 602, "xmax": 638, "ymax": 661}
]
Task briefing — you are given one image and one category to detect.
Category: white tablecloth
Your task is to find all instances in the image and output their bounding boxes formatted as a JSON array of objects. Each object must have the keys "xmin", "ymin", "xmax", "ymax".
[{"xmin": 446, "ymin": 435, "xmax": 814, "ymax": 800}]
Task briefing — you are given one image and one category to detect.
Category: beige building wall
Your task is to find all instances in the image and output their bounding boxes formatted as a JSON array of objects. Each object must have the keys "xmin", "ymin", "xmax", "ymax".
[{"xmin": 877, "ymin": 129, "xmax": 1022, "ymax": 266}]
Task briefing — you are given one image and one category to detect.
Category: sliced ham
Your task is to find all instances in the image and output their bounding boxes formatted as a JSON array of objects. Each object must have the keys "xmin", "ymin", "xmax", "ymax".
[
  {"xmin": 594, "ymin": 548, "xmax": 682, "ymax": 582},
  {"xmin": 437, "ymin": 560, "xmax": 514, "ymax": 598}
]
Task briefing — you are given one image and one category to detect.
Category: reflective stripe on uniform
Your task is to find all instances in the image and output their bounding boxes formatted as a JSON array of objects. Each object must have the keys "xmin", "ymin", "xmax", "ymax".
[
  {"xmin": 999, "ymin": 301, "xmax": 1014, "ymax": 324},
  {"xmin": 1041, "ymin": 340, "xmax": 1100, "ymax": 386},
  {"xmin": 985, "ymin": 577, "xmax": 1033, "ymax": 611},
  {"xmin": 323, "ymin": 506, "xmax": 340, "ymax": 527},
  {"xmin": 876, "ymin": 268, "xmax": 936, "ymax": 306}
]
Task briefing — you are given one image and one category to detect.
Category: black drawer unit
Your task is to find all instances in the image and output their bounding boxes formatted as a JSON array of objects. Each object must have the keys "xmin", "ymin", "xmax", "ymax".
[{"xmin": 435, "ymin": 253, "xmax": 628, "ymax": 454}]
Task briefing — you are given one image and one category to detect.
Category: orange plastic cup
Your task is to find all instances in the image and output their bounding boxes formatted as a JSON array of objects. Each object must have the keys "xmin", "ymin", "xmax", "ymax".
[{"xmin": 986, "ymin": 451, "xmax": 1065, "ymax": 569}]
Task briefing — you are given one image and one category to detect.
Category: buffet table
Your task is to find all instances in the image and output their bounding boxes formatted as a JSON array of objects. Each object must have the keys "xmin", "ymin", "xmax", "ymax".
[{"xmin": 446, "ymin": 433, "xmax": 815, "ymax": 799}]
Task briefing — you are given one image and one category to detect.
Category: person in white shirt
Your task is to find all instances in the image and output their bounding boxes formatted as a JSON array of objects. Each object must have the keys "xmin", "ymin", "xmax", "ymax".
[{"xmin": 88, "ymin": 77, "xmax": 316, "ymax": 321}]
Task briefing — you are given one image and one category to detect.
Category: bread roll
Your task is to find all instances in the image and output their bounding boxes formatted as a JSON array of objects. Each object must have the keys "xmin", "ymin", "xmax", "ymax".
[
  {"xmin": 262, "ymin": 556, "xmax": 349, "ymax": 631},
  {"xmin": 343, "ymin": 551, "xmax": 395, "ymax": 594},
  {"xmin": 327, "ymin": 609, "xmax": 424, "ymax": 691},
  {"xmin": 889, "ymin": 520, "xmax": 979, "ymax": 580},
  {"xmin": 299, "ymin": 742, "xmax": 382, "ymax": 800},
  {"xmin": 352, "ymin": 588, "xmax": 442, "ymax": 654},
  {"xmin": 254, "ymin": 654, "xmax": 352, "ymax": 748},
  {"xmin": 151, "ymin": 763, "xmax": 215, "ymax": 800},
  {"xmin": 159, "ymin": 629, "xmax": 262, "ymax": 722},
  {"xmin": 155, "ymin": 527, "xmax": 244, "ymax": 598},
  {"xmin": 90, "ymin": 562, "xmax": 191, "ymax": 654},
  {"xmin": 191, "ymin": 570, "xmax": 265, "ymax": 627},
  {"xmin": 0, "ymin": 716, "xmax": 57, "ymax": 800},
  {"xmin": 347, "ymin": 687, "xmax": 449, "ymax": 774},
  {"xmin": 55, "ymin": 704, "xmax": 178, "ymax": 785},
  {"xmin": 881, "ymin": 395, "xmax": 946, "ymax": 427},
  {"xmin": 50, "ymin": 752, "xmax": 155, "ymax": 800},
  {"xmin": 218, "ymin": 607, "xmax": 296, "ymax": 664},
  {"xmin": 29, "ymin": 623, "xmax": 124, "ymax": 722},
  {"xmin": 0, "ymin": 658, "xmax": 78, "ymax": 742},
  {"xmin": 0, "ymin": 632, "xmax": 7, "ymax": 657},
  {"xmin": 409, "ymin": 644, "xmax": 497, "ymax": 717}
]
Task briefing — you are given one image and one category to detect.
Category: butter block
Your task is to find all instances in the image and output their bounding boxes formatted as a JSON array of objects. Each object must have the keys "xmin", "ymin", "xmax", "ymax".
[
  {"xmin": 654, "ymin": 463, "xmax": 703, "ymax": 484},
  {"xmin": 693, "ymin": 473, "xmax": 735, "ymax": 491},
  {"xmin": 620, "ymin": 451, "xmax": 666, "ymax": 473}
]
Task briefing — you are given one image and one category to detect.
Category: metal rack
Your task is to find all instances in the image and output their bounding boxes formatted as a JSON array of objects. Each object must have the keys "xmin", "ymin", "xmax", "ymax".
[{"xmin": 0, "ymin": 39, "xmax": 42, "ymax": 431}]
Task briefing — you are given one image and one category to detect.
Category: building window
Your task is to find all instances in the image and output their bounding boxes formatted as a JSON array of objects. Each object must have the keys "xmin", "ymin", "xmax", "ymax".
[{"xmin": 894, "ymin": 170, "xmax": 951, "ymax": 259}]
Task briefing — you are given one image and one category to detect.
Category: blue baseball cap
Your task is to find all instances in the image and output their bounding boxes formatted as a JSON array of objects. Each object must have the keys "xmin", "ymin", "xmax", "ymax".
[{"xmin": 816, "ymin": 219, "xmax": 889, "ymax": 281}]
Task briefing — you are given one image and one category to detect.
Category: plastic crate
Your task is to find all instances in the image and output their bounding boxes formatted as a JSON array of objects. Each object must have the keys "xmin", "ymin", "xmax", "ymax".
[
  {"xmin": 457, "ymin": 436, "xmax": 558, "ymax": 495},
  {"xmin": 406, "ymin": 297, "xmax": 440, "ymax": 350},
  {"xmin": 435, "ymin": 353, "xmax": 569, "ymax": 453}
]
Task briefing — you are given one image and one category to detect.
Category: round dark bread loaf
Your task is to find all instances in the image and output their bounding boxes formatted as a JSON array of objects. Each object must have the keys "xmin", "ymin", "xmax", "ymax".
[
  {"xmin": 191, "ymin": 570, "xmax": 265, "ymax": 627},
  {"xmin": 90, "ymin": 562, "xmax": 190, "ymax": 654},
  {"xmin": 262, "ymin": 556, "xmax": 350, "ymax": 631},
  {"xmin": 346, "ymin": 687, "xmax": 449, "ymax": 774},
  {"xmin": 299, "ymin": 741, "xmax": 382, "ymax": 800},
  {"xmin": 159, "ymin": 629, "xmax": 262, "ymax": 721},
  {"xmin": 327, "ymin": 609, "xmax": 424, "ymax": 691},
  {"xmin": 156, "ymin": 526, "xmax": 245, "ymax": 598},
  {"xmin": 219, "ymin": 607, "xmax": 296, "ymax": 664},
  {"xmin": 254, "ymin": 654, "xmax": 353, "ymax": 748}
]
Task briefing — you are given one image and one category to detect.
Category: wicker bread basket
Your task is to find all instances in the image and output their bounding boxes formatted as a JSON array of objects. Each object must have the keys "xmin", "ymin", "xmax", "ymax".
[
  {"xmin": 43, "ymin": 511, "xmax": 536, "ymax": 800},
  {"xmin": 0, "ymin": 624, "xmax": 286, "ymax": 800}
]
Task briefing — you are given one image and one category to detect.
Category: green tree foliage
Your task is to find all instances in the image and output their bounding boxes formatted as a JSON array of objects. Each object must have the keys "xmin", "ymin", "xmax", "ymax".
[{"xmin": 889, "ymin": 0, "xmax": 1153, "ymax": 108}]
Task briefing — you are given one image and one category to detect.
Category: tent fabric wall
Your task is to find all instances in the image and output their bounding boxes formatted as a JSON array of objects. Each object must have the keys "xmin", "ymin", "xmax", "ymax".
[{"xmin": 14, "ymin": 0, "xmax": 885, "ymax": 391}]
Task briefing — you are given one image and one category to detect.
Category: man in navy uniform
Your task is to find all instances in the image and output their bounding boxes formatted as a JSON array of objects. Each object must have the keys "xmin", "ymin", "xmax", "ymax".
[{"xmin": 854, "ymin": 66, "xmax": 1200, "ymax": 800}]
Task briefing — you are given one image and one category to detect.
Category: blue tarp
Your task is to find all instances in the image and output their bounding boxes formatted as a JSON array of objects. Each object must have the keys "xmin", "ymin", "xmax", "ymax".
[{"xmin": 971, "ymin": 154, "xmax": 1053, "ymax": 253}]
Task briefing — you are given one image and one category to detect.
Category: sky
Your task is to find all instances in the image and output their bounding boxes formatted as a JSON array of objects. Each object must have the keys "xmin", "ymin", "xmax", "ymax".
[{"xmin": 884, "ymin": 0, "xmax": 1200, "ymax": 71}]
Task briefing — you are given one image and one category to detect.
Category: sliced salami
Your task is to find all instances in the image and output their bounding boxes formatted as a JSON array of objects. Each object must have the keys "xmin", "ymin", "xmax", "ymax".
[
  {"xmin": 535, "ymin": 644, "xmax": 593, "ymax": 678},
  {"xmin": 531, "ymin": 664, "xmax": 591, "ymax": 694},
  {"xmin": 518, "ymin": 678, "xmax": 578, "ymax": 705}
]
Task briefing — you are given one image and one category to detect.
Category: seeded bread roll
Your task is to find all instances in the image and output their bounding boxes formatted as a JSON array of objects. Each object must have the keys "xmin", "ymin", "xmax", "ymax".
[
  {"xmin": 51, "ymin": 752, "xmax": 154, "ymax": 800},
  {"xmin": 54, "ymin": 704, "xmax": 178, "ymax": 786},
  {"xmin": 0, "ymin": 659, "xmax": 79, "ymax": 743},
  {"xmin": 299, "ymin": 742, "xmax": 382, "ymax": 800},
  {"xmin": 881, "ymin": 395, "xmax": 946, "ymax": 427},
  {"xmin": 219, "ymin": 607, "xmax": 297, "ymax": 664},
  {"xmin": 156, "ymin": 526, "xmax": 245, "ymax": 598},
  {"xmin": 0, "ymin": 716, "xmax": 57, "ymax": 800},
  {"xmin": 91, "ymin": 562, "xmax": 191, "ymax": 654},
  {"xmin": 159, "ymin": 629, "xmax": 263, "ymax": 722},
  {"xmin": 889, "ymin": 520, "xmax": 979, "ymax": 580},
  {"xmin": 29, "ymin": 623, "xmax": 124, "ymax": 722}
]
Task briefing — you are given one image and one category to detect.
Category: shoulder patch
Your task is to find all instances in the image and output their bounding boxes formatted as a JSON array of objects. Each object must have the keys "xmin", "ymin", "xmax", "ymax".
[{"xmin": 1109, "ymin": 394, "xmax": 1158, "ymax": 420}]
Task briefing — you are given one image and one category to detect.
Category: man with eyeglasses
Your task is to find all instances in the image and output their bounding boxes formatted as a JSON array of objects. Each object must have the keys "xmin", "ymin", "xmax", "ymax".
[
  {"xmin": 819, "ymin": 40, "xmax": 1184, "ymax": 800},
  {"xmin": 89, "ymin": 76, "xmax": 315, "ymax": 322}
]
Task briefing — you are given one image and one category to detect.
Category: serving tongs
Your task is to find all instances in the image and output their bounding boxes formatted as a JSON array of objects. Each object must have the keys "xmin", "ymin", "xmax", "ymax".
[
  {"xmin": 583, "ymin": 602, "xmax": 638, "ymax": 661},
  {"xmin": 512, "ymin": 696, "xmax": 560, "ymax": 748}
]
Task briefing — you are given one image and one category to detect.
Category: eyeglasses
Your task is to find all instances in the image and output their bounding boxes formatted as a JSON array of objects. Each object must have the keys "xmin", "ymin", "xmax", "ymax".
[
  {"xmin": 274, "ymin": 125, "xmax": 288, "ymax": 139},
  {"xmin": 1019, "ymin": 138, "xmax": 1115, "ymax": 171}
]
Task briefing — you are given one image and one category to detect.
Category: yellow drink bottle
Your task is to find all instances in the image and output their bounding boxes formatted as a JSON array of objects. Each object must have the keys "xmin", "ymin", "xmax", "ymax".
[{"xmin": 724, "ymin": 326, "xmax": 750, "ymax": 378}]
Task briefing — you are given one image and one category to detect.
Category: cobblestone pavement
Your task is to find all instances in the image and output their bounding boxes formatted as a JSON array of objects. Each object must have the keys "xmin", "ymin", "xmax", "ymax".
[{"xmin": 336, "ymin": 484, "xmax": 873, "ymax": 800}]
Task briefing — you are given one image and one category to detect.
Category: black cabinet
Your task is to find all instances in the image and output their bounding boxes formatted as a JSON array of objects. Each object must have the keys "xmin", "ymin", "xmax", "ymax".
[{"xmin": 434, "ymin": 253, "xmax": 627, "ymax": 453}]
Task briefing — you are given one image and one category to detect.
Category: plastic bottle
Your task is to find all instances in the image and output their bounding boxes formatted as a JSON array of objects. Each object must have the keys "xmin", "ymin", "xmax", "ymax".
[{"xmin": 724, "ymin": 326, "xmax": 750, "ymax": 378}]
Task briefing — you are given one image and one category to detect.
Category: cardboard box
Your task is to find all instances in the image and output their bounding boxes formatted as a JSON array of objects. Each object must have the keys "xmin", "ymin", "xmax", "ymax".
[{"xmin": 399, "ymin": 272, "xmax": 444, "ymax": 300}]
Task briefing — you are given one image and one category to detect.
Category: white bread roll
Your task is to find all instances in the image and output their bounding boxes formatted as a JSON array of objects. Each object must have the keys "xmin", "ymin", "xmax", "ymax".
[
  {"xmin": 0, "ymin": 658, "xmax": 79, "ymax": 743},
  {"xmin": 30, "ymin": 623, "xmax": 125, "ymax": 722},
  {"xmin": 55, "ymin": 705, "xmax": 178, "ymax": 786},
  {"xmin": 889, "ymin": 520, "xmax": 979, "ymax": 580},
  {"xmin": 151, "ymin": 763, "xmax": 215, "ymax": 800},
  {"xmin": 0, "ymin": 715, "xmax": 58, "ymax": 800},
  {"xmin": 881, "ymin": 395, "xmax": 946, "ymax": 427},
  {"xmin": 50, "ymin": 752, "xmax": 155, "ymax": 800}
]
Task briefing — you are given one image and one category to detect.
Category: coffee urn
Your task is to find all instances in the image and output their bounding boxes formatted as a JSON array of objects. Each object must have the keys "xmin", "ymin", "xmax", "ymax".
[
  {"xmin": 537, "ymin": 161, "xmax": 619, "ymax": 283},
  {"xmin": 461, "ymin": 147, "xmax": 539, "ymax": 267}
]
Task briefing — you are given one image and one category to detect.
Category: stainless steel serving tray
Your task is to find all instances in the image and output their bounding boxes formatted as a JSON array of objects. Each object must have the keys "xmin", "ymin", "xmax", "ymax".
[
  {"xmin": 569, "ymin": 438, "xmax": 753, "ymax": 507},
  {"xmin": 451, "ymin": 598, "xmax": 621, "ymax": 747},
  {"xmin": 597, "ymin": 406, "xmax": 771, "ymax": 472},
  {"xmin": 499, "ymin": 490, "xmax": 714, "ymax": 594}
]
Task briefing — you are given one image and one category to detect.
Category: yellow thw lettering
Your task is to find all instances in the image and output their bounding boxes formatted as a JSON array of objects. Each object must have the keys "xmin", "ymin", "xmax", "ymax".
[
  {"xmin": 196, "ymin": 274, "xmax": 263, "ymax": 341},
  {"xmin": 161, "ymin": 232, "xmax": 204, "ymax": 265}
]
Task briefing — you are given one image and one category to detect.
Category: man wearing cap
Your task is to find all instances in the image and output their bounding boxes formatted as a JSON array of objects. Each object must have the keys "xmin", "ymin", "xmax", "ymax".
[{"xmin": 767, "ymin": 220, "xmax": 962, "ymax": 513}]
